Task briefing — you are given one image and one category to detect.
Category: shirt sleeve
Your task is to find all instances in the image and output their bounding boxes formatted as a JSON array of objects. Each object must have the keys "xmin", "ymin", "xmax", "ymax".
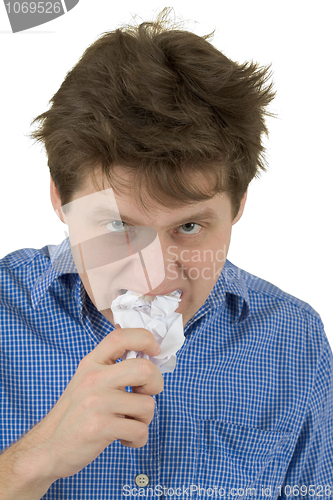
[{"xmin": 280, "ymin": 317, "xmax": 333, "ymax": 500}]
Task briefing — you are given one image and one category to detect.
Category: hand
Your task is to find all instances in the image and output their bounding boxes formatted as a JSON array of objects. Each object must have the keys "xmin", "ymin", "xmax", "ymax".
[{"xmin": 18, "ymin": 327, "xmax": 163, "ymax": 484}]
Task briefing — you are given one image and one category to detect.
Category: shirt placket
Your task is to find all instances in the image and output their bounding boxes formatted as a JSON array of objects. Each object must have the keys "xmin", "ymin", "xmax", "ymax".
[{"xmin": 129, "ymin": 395, "xmax": 160, "ymax": 498}]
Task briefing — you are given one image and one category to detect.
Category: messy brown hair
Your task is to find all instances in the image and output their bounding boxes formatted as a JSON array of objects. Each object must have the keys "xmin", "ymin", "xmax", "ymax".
[{"xmin": 30, "ymin": 9, "xmax": 276, "ymax": 219}]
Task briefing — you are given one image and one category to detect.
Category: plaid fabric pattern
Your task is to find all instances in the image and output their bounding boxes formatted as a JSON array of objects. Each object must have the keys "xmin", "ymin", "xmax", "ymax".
[{"xmin": 1, "ymin": 239, "xmax": 332, "ymax": 499}]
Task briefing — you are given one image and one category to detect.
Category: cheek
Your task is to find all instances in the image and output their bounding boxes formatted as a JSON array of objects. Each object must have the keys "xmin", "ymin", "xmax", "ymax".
[
  {"xmin": 80, "ymin": 252, "xmax": 165, "ymax": 311},
  {"xmin": 181, "ymin": 231, "xmax": 231, "ymax": 282},
  {"xmin": 185, "ymin": 259, "xmax": 226, "ymax": 284},
  {"xmin": 182, "ymin": 232, "xmax": 231, "ymax": 268},
  {"xmin": 67, "ymin": 220, "xmax": 92, "ymax": 247}
]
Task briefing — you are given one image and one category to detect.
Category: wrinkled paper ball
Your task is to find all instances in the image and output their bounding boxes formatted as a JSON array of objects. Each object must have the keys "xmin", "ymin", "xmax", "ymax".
[{"xmin": 111, "ymin": 290, "xmax": 184, "ymax": 373}]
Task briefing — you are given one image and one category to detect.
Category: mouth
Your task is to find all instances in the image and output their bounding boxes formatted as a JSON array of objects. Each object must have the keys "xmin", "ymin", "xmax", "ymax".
[{"xmin": 118, "ymin": 288, "xmax": 183, "ymax": 299}]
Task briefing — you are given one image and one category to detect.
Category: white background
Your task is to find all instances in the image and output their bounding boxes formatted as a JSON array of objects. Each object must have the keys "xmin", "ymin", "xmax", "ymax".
[{"xmin": 0, "ymin": 1, "xmax": 332, "ymax": 340}]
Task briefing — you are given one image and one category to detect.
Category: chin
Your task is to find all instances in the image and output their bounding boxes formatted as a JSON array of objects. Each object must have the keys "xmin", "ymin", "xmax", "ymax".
[{"xmin": 99, "ymin": 307, "xmax": 114, "ymax": 324}]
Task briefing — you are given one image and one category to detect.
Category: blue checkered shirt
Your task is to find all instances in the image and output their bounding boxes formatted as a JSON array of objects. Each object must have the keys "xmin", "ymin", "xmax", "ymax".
[{"xmin": 1, "ymin": 239, "xmax": 332, "ymax": 499}]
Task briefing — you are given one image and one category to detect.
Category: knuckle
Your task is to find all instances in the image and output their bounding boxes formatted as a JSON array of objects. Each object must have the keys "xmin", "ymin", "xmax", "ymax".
[
  {"xmin": 81, "ymin": 393, "xmax": 100, "ymax": 410},
  {"xmin": 156, "ymin": 376, "xmax": 164, "ymax": 393},
  {"xmin": 109, "ymin": 329, "xmax": 123, "ymax": 346},
  {"xmin": 142, "ymin": 395, "xmax": 155, "ymax": 415},
  {"xmin": 136, "ymin": 422, "xmax": 149, "ymax": 442},
  {"xmin": 145, "ymin": 330, "xmax": 158, "ymax": 348},
  {"xmin": 83, "ymin": 415, "xmax": 103, "ymax": 438},
  {"xmin": 137, "ymin": 358, "xmax": 155, "ymax": 377},
  {"xmin": 81, "ymin": 370, "xmax": 101, "ymax": 389}
]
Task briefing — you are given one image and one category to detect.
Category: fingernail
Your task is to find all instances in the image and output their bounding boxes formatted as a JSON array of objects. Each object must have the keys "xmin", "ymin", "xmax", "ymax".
[{"xmin": 154, "ymin": 344, "xmax": 161, "ymax": 355}]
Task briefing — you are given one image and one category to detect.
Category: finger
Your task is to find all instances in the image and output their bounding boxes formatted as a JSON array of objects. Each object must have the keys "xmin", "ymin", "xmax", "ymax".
[
  {"xmin": 111, "ymin": 392, "xmax": 156, "ymax": 426},
  {"xmin": 132, "ymin": 385, "xmax": 158, "ymax": 396},
  {"xmin": 89, "ymin": 328, "xmax": 161, "ymax": 365},
  {"xmin": 120, "ymin": 437, "xmax": 147, "ymax": 448},
  {"xmin": 114, "ymin": 419, "xmax": 149, "ymax": 448},
  {"xmin": 107, "ymin": 358, "xmax": 164, "ymax": 395}
]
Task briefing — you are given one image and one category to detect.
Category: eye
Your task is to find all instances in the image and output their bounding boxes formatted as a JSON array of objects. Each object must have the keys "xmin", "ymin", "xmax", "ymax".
[
  {"xmin": 177, "ymin": 223, "xmax": 202, "ymax": 235},
  {"xmin": 105, "ymin": 220, "xmax": 129, "ymax": 233}
]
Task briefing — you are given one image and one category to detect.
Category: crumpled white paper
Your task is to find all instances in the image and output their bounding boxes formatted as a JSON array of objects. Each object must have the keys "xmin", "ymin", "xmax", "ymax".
[{"xmin": 111, "ymin": 290, "xmax": 184, "ymax": 373}]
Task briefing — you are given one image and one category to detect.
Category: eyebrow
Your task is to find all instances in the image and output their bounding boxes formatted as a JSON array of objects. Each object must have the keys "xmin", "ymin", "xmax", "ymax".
[{"xmin": 90, "ymin": 206, "xmax": 219, "ymax": 227}]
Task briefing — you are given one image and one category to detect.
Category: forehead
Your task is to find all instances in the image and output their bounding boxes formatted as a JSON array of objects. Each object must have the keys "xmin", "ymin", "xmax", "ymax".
[{"xmin": 63, "ymin": 167, "xmax": 232, "ymax": 226}]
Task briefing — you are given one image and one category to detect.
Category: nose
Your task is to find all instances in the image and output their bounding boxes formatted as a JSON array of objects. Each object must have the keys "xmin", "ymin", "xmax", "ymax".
[{"xmin": 140, "ymin": 234, "xmax": 181, "ymax": 293}]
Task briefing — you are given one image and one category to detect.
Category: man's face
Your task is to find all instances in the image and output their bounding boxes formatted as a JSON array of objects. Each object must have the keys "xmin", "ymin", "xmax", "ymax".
[{"xmin": 56, "ymin": 168, "xmax": 245, "ymax": 328}]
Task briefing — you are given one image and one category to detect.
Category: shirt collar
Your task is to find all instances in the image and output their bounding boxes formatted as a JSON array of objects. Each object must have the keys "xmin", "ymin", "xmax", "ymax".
[
  {"xmin": 202, "ymin": 259, "xmax": 250, "ymax": 324},
  {"xmin": 31, "ymin": 237, "xmax": 79, "ymax": 309},
  {"xmin": 31, "ymin": 239, "xmax": 250, "ymax": 323},
  {"xmin": 220, "ymin": 259, "xmax": 250, "ymax": 322}
]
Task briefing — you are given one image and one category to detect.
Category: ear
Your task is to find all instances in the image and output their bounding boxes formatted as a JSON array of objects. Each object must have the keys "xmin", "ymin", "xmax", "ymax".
[
  {"xmin": 50, "ymin": 175, "xmax": 66, "ymax": 224},
  {"xmin": 232, "ymin": 190, "xmax": 247, "ymax": 226}
]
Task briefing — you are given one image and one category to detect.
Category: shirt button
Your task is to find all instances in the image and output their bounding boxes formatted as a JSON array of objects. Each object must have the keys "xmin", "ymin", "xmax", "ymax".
[{"xmin": 135, "ymin": 474, "xmax": 149, "ymax": 487}]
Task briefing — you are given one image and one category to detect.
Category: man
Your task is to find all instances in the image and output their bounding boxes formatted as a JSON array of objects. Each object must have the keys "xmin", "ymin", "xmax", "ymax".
[{"xmin": 1, "ymin": 11, "xmax": 332, "ymax": 500}]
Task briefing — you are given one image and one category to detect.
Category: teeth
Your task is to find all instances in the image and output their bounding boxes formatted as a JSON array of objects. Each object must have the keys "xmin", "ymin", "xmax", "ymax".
[
  {"xmin": 119, "ymin": 289, "xmax": 182, "ymax": 300},
  {"xmin": 142, "ymin": 295, "xmax": 155, "ymax": 302}
]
